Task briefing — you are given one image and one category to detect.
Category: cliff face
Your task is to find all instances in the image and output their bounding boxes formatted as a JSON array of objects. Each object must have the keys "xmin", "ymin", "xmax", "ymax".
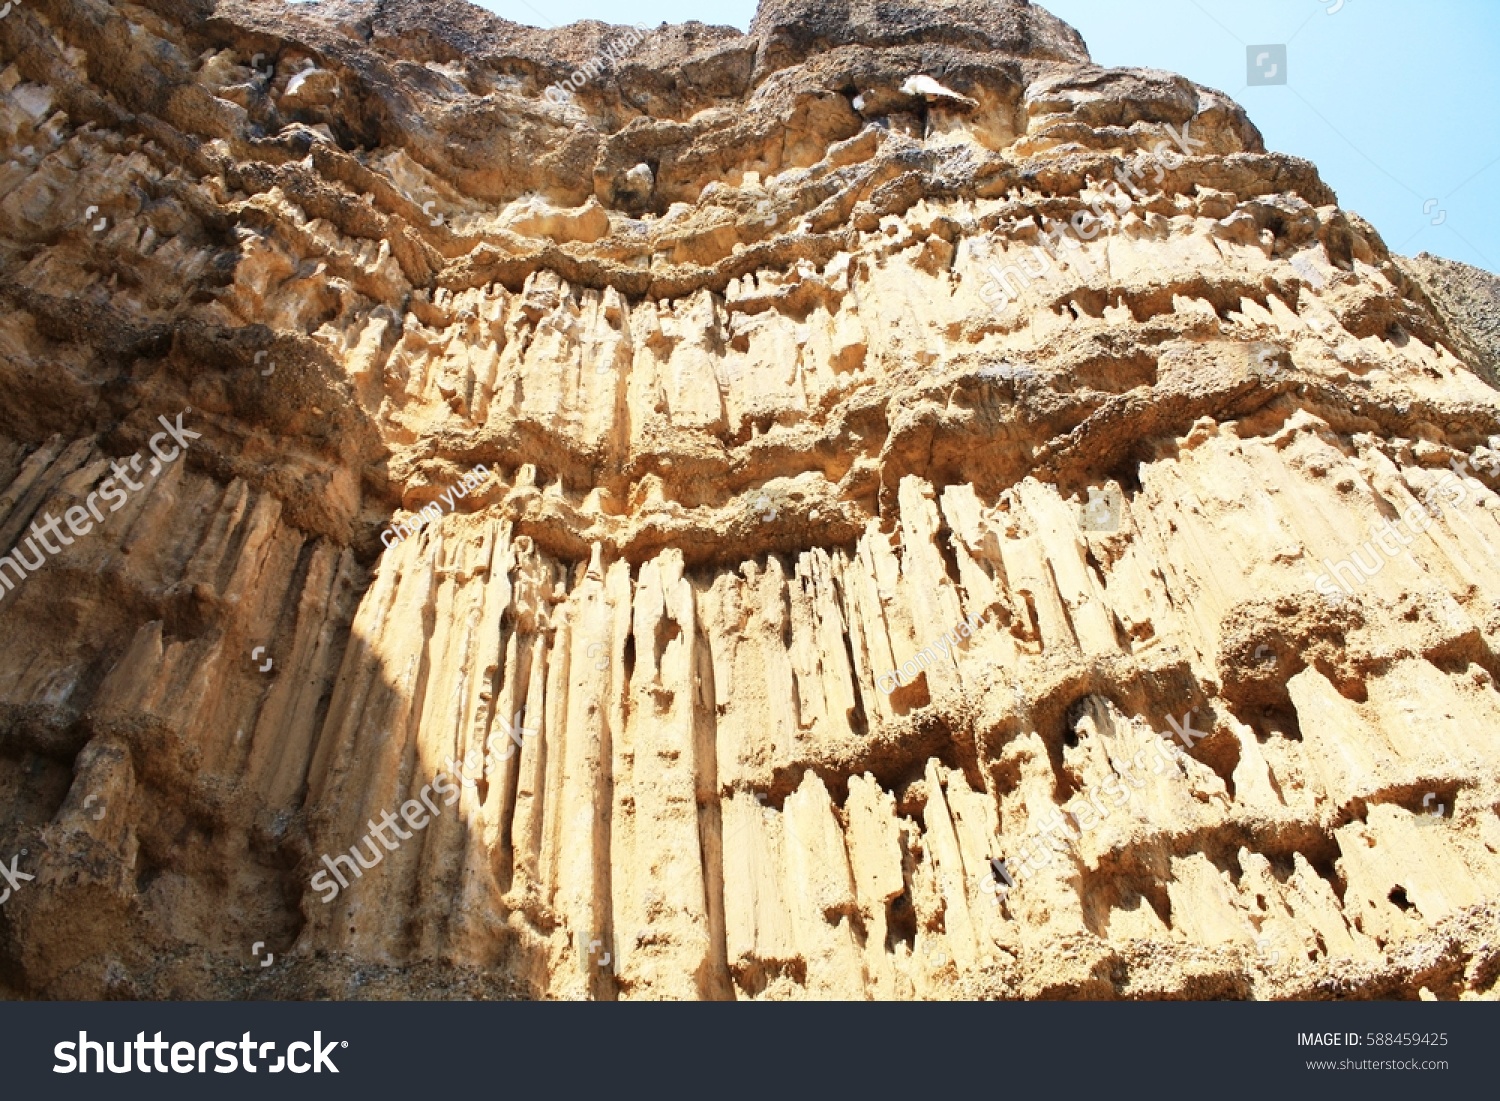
[{"xmin": 0, "ymin": 0, "xmax": 1497, "ymax": 1001}]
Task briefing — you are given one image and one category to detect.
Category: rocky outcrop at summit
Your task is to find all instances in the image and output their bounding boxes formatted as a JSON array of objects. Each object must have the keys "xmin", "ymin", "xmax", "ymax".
[{"xmin": 0, "ymin": 0, "xmax": 1496, "ymax": 1001}]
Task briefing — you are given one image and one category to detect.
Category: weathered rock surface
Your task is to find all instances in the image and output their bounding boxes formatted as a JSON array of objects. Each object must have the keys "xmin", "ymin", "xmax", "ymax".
[
  {"xmin": 0, "ymin": 0, "xmax": 1496, "ymax": 1000},
  {"xmin": 1399, "ymin": 253, "xmax": 1500, "ymax": 391}
]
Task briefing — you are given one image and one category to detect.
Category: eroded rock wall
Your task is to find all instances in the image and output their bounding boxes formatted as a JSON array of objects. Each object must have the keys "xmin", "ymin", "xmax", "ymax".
[{"xmin": 0, "ymin": 0, "xmax": 1496, "ymax": 1000}]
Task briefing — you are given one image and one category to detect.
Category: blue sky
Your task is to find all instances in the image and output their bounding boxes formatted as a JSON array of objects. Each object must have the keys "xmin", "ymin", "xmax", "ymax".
[{"xmin": 475, "ymin": 0, "xmax": 1499, "ymax": 274}]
